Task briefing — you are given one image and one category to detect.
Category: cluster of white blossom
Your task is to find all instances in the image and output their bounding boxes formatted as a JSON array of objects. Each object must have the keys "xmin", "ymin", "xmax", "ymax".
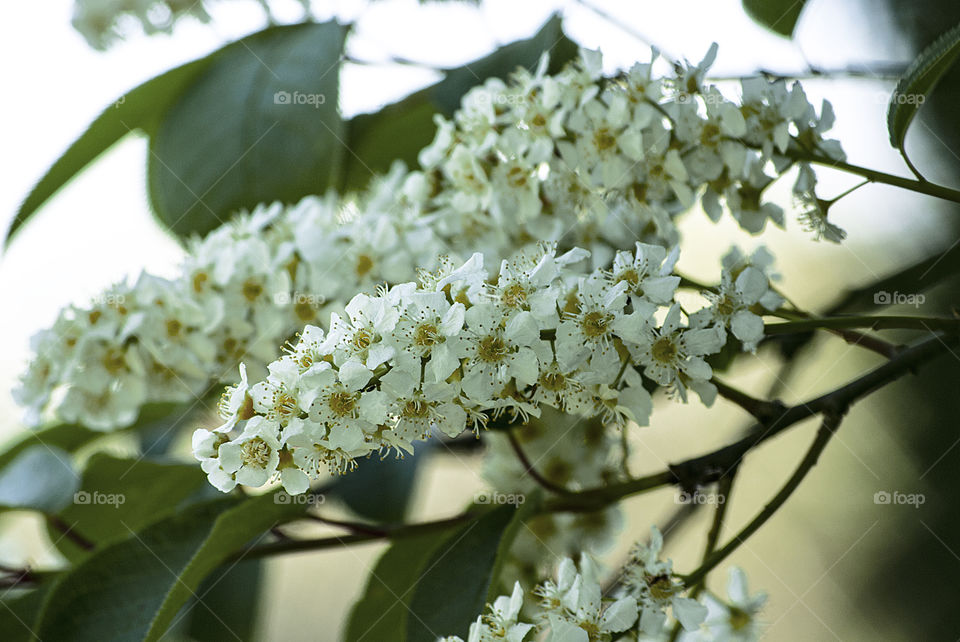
[
  {"xmin": 418, "ymin": 46, "xmax": 846, "ymax": 262},
  {"xmin": 72, "ymin": 0, "xmax": 309, "ymax": 50},
  {"xmin": 439, "ymin": 532, "xmax": 765, "ymax": 641},
  {"xmin": 18, "ymin": 46, "xmax": 809, "ymax": 435},
  {"xmin": 192, "ymin": 242, "xmax": 782, "ymax": 493},
  {"xmin": 14, "ymin": 168, "xmax": 448, "ymax": 430}
]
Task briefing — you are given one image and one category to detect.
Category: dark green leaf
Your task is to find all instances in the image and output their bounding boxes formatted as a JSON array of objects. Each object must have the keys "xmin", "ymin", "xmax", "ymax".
[
  {"xmin": 36, "ymin": 499, "xmax": 236, "ymax": 642},
  {"xmin": 36, "ymin": 491, "xmax": 304, "ymax": 642},
  {"xmin": 185, "ymin": 559, "xmax": 263, "ymax": 642},
  {"xmin": 50, "ymin": 454, "xmax": 208, "ymax": 563},
  {"xmin": 143, "ymin": 491, "xmax": 306, "ymax": 641},
  {"xmin": 0, "ymin": 587, "xmax": 49, "ymax": 642},
  {"xmin": 0, "ymin": 446, "xmax": 78, "ymax": 513},
  {"xmin": 148, "ymin": 21, "xmax": 347, "ymax": 237},
  {"xmin": 888, "ymin": 21, "xmax": 960, "ymax": 163},
  {"xmin": 7, "ymin": 59, "xmax": 213, "ymax": 245},
  {"xmin": 344, "ymin": 530, "xmax": 451, "ymax": 642},
  {"xmin": 0, "ymin": 424, "xmax": 100, "ymax": 470},
  {"xmin": 742, "ymin": 0, "xmax": 807, "ymax": 37},
  {"xmin": 406, "ymin": 502, "xmax": 535, "ymax": 641},
  {"xmin": 340, "ymin": 13, "xmax": 578, "ymax": 190},
  {"xmin": 0, "ymin": 401, "xmax": 202, "ymax": 471}
]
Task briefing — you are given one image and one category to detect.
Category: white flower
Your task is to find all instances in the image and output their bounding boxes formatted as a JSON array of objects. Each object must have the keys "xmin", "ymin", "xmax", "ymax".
[
  {"xmin": 690, "ymin": 568, "xmax": 767, "ymax": 642},
  {"xmin": 793, "ymin": 163, "xmax": 847, "ymax": 243},
  {"xmin": 459, "ymin": 304, "xmax": 541, "ymax": 403},
  {"xmin": 217, "ymin": 416, "xmax": 282, "ymax": 488},
  {"xmin": 629, "ymin": 304, "xmax": 723, "ymax": 399},
  {"xmin": 217, "ymin": 364, "xmax": 252, "ymax": 432},
  {"xmin": 557, "ymin": 276, "xmax": 633, "ymax": 382},
  {"xmin": 608, "ymin": 242, "xmax": 680, "ymax": 306},
  {"xmin": 693, "ymin": 260, "xmax": 781, "ymax": 353},
  {"xmin": 625, "ymin": 527, "xmax": 708, "ymax": 634},
  {"xmin": 465, "ymin": 582, "xmax": 533, "ymax": 642},
  {"xmin": 389, "ymin": 291, "xmax": 465, "ymax": 383},
  {"xmin": 323, "ymin": 293, "xmax": 399, "ymax": 370}
]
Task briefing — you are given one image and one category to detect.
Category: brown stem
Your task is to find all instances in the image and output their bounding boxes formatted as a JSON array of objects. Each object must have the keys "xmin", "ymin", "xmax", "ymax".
[{"xmin": 507, "ymin": 430, "xmax": 578, "ymax": 496}]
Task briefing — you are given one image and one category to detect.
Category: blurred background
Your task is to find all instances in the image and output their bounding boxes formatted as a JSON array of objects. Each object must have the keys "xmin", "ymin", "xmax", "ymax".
[{"xmin": 2, "ymin": 0, "xmax": 960, "ymax": 639}]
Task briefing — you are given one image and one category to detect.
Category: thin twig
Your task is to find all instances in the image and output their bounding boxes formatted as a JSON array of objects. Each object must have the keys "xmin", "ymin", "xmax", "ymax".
[
  {"xmin": 507, "ymin": 430, "xmax": 578, "ymax": 496},
  {"xmin": 303, "ymin": 513, "xmax": 389, "ymax": 537},
  {"xmin": 46, "ymin": 515, "xmax": 95, "ymax": 551},
  {"xmin": 547, "ymin": 334, "xmax": 954, "ymax": 512},
  {"xmin": 681, "ymin": 414, "xmax": 841, "ymax": 587},
  {"xmin": 233, "ymin": 511, "xmax": 477, "ymax": 561},
  {"xmin": 712, "ymin": 378, "xmax": 787, "ymax": 426}
]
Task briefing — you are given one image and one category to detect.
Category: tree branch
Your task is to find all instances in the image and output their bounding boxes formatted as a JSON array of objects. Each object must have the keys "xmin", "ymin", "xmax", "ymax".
[
  {"xmin": 712, "ymin": 378, "xmax": 787, "ymax": 426},
  {"xmin": 791, "ymin": 152, "xmax": 960, "ymax": 205},
  {"xmin": 681, "ymin": 413, "xmax": 841, "ymax": 587},
  {"xmin": 765, "ymin": 315, "xmax": 960, "ymax": 336},
  {"xmin": 546, "ymin": 333, "xmax": 954, "ymax": 512}
]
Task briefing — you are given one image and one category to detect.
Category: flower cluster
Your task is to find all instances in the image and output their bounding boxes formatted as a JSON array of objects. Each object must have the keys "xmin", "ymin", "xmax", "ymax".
[
  {"xmin": 419, "ymin": 46, "xmax": 846, "ymax": 257},
  {"xmin": 14, "ymin": 169, "xmax": 445, "ymax": 430},
  {"xmin": 441, "ymin": 535, "xmax": 765, "ymax": 642},
  {"xmin": 440, "ymin": 557, "xmax": 640, "ymax": 642},
  {"xmin": 71, "ymin": 0, "xmax": 309, "ymax": 50},
  {"xmin": 191, "ymin": 241, "xmax": 785, "ymax": 493},
  {"xmin": 18, "ymin": 46, "xmax": 806, "ymax": 434},
  {"xmin": 622, "ymin": 527, "xmax": 708, "ymax": 634}
]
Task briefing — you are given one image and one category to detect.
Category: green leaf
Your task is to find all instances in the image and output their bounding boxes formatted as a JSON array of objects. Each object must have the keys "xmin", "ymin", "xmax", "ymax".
[
  {"xmin": 148, "ymin": 21, "xmax": 347, "ymax": 238},
  {"xmin": 143, "ymin": 491, "xmax": 305, "ymax": 641},
  {"xmin": 185, "ymin": 559, "xmax": 263, "ymax": 642},
  {"xmin": 0, "ymin": 401, "xmax": 202, "ymax": 471},
  {"xmin": 50, "ymin": 454, "xmax": 209, "ymax": 563},
  {"xmin": 887, "ymin": 21, "xmax": 960, "ymax": 164},
  {"xmin": 340, "ymin": 13, "xmax": 578, "ymax": 191},
  {"xmin": 0, "ymin": 587, "xmax": 50, "ymax": 642},
  {"xmin": 343, "ymin": 530, "xmax": 450, "ymax": 642},
  {"xmin": 328, "ymin": 447, "xmax": 428, "ymax": 524},
  {"xmin": 0, "ymin": 446, "xmax": 78, "ymax": 513},
  {"xmin": 742, "ymin": 0, "xmax": 807, "ymax": 37},
  {"xmin": 0, "ymin": 424, "xmax": 100, "ymax": 470},
  {"xmin": 36, "ymin": 491, "xmax": 304, "ymax": 642},
  {"xmin": 36, "ymin": 498, "xmax": 236, "ymax": 642},
  {"xmin": 406, "ymin": 502, "xmax": 535, "ymax": 641},
  {"xmin": 7, "ymin": 59, "xmax": 213, "ymax": 245}
]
